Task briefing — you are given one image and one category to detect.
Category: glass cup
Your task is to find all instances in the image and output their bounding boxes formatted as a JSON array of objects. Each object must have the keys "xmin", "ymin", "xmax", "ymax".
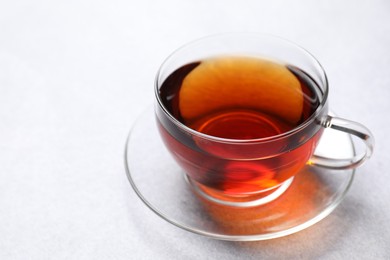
[{"xmin": 154, "ymin": 33, "xmax": 374, "ymax": 207}]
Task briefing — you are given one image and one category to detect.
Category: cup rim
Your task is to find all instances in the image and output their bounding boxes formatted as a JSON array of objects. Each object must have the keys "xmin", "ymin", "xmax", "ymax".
[{"xmin": 154, "ymin": 32, "xmax": 329, "ymax": 144}]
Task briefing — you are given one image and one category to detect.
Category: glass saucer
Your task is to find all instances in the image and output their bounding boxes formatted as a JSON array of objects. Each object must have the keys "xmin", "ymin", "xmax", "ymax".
[{"xmin": 124, "ymin": 106, "xmax": 355, "ymax": 241}]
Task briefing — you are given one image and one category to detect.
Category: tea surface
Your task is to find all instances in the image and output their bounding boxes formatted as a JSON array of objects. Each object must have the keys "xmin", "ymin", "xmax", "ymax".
[{"xmin": 159, "ymin": 56, "xmax": 320, "ymax": 139}]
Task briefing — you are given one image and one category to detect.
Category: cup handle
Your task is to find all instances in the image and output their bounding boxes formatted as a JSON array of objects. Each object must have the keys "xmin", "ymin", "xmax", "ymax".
[{"xmin": 310, "ymin": 115, "xmax": 374, "ymax": 170}]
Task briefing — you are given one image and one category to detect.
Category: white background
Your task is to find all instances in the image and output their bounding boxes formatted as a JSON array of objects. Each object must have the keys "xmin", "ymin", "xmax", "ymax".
[{"xmin": 1, "ymin": 0, "xmax": 389, "ymax": 259}]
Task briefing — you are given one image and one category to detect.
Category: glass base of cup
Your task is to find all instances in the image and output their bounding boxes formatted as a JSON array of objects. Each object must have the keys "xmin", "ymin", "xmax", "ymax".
[{"xmin": 184, "ymin": 174, "xmax": 294, "ymax": 208}]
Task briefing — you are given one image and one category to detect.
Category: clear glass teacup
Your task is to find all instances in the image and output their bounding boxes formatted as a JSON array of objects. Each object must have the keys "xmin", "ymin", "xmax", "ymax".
[{"xmin": 154, "ymin": 33, "xmax": 374, "ymax": 207}]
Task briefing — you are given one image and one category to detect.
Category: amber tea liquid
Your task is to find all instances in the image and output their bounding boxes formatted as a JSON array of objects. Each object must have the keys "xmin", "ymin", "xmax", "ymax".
[{"xmin": 157, "ymin": 56, "xmax": 323, "ymax": 196}]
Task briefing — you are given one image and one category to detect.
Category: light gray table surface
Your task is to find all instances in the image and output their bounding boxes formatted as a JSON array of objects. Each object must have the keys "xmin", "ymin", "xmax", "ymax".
[{"xmin": 1, "ymin": 1, "xmax": 389, "ymax": 259}]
